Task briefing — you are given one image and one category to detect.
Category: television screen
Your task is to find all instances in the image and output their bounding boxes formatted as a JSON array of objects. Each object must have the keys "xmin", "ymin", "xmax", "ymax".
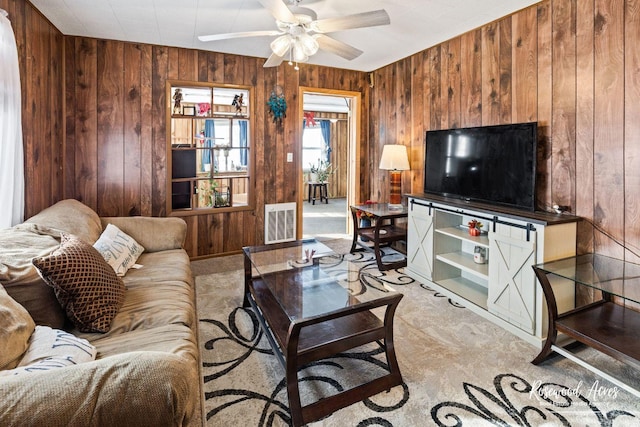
[{"xmin": 424, "ymin": 122, "xmax": 537, "ymax": 211}]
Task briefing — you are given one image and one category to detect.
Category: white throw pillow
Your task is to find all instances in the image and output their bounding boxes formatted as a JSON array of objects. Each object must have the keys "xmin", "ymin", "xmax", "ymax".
[
  {"xmin": 0, "ymin": 286, "xmax": 35, "ymax": 370},
  {"xmin": 0, "ymin": 326, "xmax": 96, "ymax": 377},
  {"xmin": 93, "ymin": 223, "xmax": 144, "ymax": 276}
]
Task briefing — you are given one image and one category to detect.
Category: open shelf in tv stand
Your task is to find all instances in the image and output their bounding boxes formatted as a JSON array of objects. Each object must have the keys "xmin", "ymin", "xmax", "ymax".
[{"xmin": 406, "ymin": 194, "xmax": 580, "ymax": 345}]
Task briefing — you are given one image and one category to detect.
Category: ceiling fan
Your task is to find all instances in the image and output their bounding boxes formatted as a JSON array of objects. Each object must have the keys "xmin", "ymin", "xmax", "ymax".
[{"xmin": 198, "ymin": 0, "xmax": 390, "ymax": 68}]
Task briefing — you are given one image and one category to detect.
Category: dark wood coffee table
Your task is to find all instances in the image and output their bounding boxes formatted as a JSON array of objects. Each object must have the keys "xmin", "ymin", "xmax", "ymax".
[{"xmin": 243, "ymin": 239, "xmax": 403, "ymax": 426}]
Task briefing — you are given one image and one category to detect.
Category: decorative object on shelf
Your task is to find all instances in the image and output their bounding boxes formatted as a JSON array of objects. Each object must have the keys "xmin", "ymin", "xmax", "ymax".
[
  {"xmin": 232, "ymin": 94, "xmax": 244, "ymax": 115},
  {"xmin": 267, "ymin": 86, "xmax": 286, "ymax": 124},
  {"xmin": 474, "ymin": 246, "xmax": 487, "ymax": 264},
  {"xmin": 172, "ymin": 88, "xmax": 182, "ymax": 114},
  {"xmin": 468, "ymin": 219, "xmax": 483, "ymax": 236},
  {"xmin": 214, "ymin": 187, "xmax": 230, "ymax": 208},
  {"xmin": 197, "ymin": 103, "xmax": 211, "ymax": 116},
  {"xmin": 379, "ymin": 144, "xmax": 410, "ymax": 209},
  {"xmin": 182, "ymin": 105, "xmax": 196, "ymax": 116},
  {"xmin": 202, "ymin": 179, "xmax": 219, "ymax": 207},
  {"xmin": 309, "ymin": 159, "xmax": 333, "ymax": 182}
]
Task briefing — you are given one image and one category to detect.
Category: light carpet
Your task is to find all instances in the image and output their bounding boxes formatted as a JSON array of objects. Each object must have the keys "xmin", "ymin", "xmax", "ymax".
[{"xmin": 195, "ymin": 248, "xmax": 640, "ymax": 426}]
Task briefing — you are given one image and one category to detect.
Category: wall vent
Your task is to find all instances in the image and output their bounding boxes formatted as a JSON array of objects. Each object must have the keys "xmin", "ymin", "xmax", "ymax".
[{"xmin": 264, "ymin": 202, "xmax": 296, "ymax": 244}]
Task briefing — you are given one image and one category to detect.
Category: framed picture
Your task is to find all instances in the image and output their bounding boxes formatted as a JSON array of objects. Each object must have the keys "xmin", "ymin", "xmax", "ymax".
[{"xmin": 182, "ymin": 106, "xmax": 196, "ymax": 116}]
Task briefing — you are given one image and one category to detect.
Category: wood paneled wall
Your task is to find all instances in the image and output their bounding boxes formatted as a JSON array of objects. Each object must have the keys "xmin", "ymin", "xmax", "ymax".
[
  {"xmin": 369, "ymin": 0, "xmax": 640, "ymax": 262},
  {"xmin": 2, "ymin": 0, "xmax": 64, "ymax": 218},
  {"xmin": 11, "ymin": 0, "xmax": 640, "ymax": 262},
  {"xmin": 8, "ymin": 0, "xmax": 368, "ymax": 258},
  {"xmin": 61, "ymin": 40, "xmax": 369, "ymax": 257}
]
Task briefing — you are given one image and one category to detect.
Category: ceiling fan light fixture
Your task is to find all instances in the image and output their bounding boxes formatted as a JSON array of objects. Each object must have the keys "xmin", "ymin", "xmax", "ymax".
[
  {"xmin": 292, "ymin": 41, "xmax": 309, "ymax": 63},
  {"xmin": 298, "ymin": 33, "xmax": 319, "ymax": 56},
  {"xmin": 270, "ymin": 35, "xmax": 292, "ymax": 57}
]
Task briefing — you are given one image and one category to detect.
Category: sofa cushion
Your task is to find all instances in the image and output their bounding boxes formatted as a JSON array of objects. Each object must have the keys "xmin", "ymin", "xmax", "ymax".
[
  {"xmin": 100, "ymin": 216, "xmax": 187, "ymax": 253},
  {"xmin": 0, "ymin": 326, "xmax": 96, "ymax": 377},
  {"xmin": 93, "ymin": 223, "xmax": 145, "ymax": 276},
  {"xmin": 32, "ymin": 234, "xmax": 125, "ymax": 333},
  {"xmin": 25, "ymin": 199, "xmax": 103, "ymax": 244},
  {"xmin": 73, "ymin": 251, "xmax": 195, "ymax": 341},
  {"xmin": 0, "ymin": 223, "xmax": 66, "ymax": 328},
  {"xmin": 0, "ymin": 286, "xmax": 35, "ymax": 370}
]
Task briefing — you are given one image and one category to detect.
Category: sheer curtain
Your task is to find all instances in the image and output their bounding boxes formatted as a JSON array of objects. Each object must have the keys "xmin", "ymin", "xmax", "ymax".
[{"xmin": 0, "ymin": 9, "xmax": 24, "ymax": 228}]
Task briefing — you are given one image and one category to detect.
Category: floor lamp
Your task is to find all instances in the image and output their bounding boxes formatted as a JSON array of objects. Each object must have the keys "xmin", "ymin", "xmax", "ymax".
[{"xmin": 379, "ymin": 145, "xmax": 410, "ymax": 209}]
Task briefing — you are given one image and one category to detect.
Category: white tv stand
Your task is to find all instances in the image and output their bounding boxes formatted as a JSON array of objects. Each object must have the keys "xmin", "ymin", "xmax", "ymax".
[{"xmin": 406, "ymin": 194, "xmax": 580, "ymax": 346}]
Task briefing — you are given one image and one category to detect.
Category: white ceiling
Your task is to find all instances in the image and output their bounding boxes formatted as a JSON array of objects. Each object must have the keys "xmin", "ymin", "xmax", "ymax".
[{"xmin": 28, "ymin": 0, "xmax": 541, "ymax": 72}]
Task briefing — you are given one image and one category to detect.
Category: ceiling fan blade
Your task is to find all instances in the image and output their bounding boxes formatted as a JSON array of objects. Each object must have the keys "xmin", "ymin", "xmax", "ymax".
[
  {"xmin": 198, "ymin": 30, "xmax": 283, "ymax": 42},
  {"xmin": 315, "ymin": 35, "xmax": 363, "ymax": 61},
  {"xmin": 257, "ymin": 0, "xmax": 296, "ymax": 23},
  {"xmin": 311, "ymin": 10, "xmax": 390, "ymax": 33},
  {"xmin": 263, "ymin": 52, "xmax": 285, "ymax": 68}
]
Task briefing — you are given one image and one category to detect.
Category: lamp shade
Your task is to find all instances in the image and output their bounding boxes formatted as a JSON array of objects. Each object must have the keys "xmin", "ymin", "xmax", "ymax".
[
  {"xmin": 379, "ymin": 145, "xmax": 410, "ymax": 171},
  {"xmin": 270, "ymin": 35, "xmax": 292, "ymax": 57}
]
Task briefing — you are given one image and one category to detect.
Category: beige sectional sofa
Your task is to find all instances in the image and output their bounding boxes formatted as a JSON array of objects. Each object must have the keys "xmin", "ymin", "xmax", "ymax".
[{"xmin": 0, "ymin": 199, "xmax": 202, "ymax": 426}]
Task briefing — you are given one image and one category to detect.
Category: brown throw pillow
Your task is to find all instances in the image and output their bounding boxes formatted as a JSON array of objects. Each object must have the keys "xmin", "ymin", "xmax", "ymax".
[{"xmin": 32, "ymin": 233, "xmax": 125, "ymax": 333}]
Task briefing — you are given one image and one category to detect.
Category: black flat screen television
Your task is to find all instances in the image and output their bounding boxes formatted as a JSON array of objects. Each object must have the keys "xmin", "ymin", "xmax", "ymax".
[{"xmin": 423, "ymin": 122, "xmax": 537, "ymax": 211}]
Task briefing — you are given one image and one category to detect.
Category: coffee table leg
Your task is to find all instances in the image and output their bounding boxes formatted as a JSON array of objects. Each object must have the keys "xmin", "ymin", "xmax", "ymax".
[
  {"xmin": 243, "ymin": 252, "xmax": 251, "ymax": 307},
  {"xmin": 383, "ymin": 298, "xmax": 403, "ymax": 384},
  {"xmin": 285, "ymin": 325, "xmax": 304, "ymax": 426}
]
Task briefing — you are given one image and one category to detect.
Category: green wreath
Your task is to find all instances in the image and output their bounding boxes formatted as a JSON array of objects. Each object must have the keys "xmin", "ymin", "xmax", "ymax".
[{"xmin": 267, "ymin": 91, "xmax": 287, "ymax": 124}]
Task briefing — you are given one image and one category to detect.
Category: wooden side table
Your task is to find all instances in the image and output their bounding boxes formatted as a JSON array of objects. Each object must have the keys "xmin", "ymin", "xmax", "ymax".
[
  {"xmin": 307, "ymin": 181, "xmax": 328, "ymax": 204},
  {"xmin": 350, "ymin": 203, "xmax": 408, "ymax": 271},
  {"xmin": 533, "ymin": 254, "xmax": 640, "ymax": 398}
]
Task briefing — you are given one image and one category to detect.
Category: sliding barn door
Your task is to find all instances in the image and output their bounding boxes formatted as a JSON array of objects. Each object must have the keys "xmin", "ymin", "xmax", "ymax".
[{"xmin": 488, "ymin": 224, "xmax": 537, "ymax": 334}]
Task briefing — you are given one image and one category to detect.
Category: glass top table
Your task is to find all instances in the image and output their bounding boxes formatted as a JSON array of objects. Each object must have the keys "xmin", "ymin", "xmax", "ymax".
[
  {"xmin": 243, "ymin": 239, "xmax": 401, "ymax": 320},
  {"xmin": 242, "ymin": 239, "xmax": 404, "ymax": 426},
  {"xmin": 534, "ymin": 253, "xmax": 640, "ymax": 305},
  {"xmin": 349, "ymin": 203, "xmax": 408, "ymax": 271},
  {"xmin": 532, "ymin": 253, "xmax": 640, "ymax": 398}
]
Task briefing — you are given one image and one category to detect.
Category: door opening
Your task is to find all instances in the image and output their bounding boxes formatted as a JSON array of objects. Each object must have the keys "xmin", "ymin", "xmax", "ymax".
[{"xmin": 297, "ymin": 88, "xmax": 360, "ymax": 241}]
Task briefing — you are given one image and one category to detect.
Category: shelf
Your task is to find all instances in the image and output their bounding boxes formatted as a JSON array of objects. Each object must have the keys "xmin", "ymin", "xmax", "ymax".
[
  {"xmin": 358, "ymin": 225, "xmax": 407, "ymax": 245},
  {"xmin": 436, "ymin": 226, "xmax": 490, "ymax": 248},
  {"xmin": 556, "ymin": 302, "xmax": 640, "ymax": 364},
  {"xmin": 437, "ymin": 277, "xmax": 488, "ymax": 309},
  {"xmin": 436, "ymin": 252, "xmax": 489, "ymax": 280}
]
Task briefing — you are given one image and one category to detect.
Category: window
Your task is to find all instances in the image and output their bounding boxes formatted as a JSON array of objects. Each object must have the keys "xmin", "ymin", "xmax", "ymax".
[
  {"xmin": 168, "ymin": 82, "xmax": 252, "ymax": 213},
  {"xmin": 302, "ymin": 124, "xmax": 326, "ymax": 171}
]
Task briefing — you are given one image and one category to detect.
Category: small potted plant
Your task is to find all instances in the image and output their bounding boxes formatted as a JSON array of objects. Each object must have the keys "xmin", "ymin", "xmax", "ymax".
[
  {"xmin": 309, "ymin": 160, "xmax": 334, "ymax": 183},
  {"xmin": 468, "ymin": 219, "xmax": 483, "ymax": 236}
]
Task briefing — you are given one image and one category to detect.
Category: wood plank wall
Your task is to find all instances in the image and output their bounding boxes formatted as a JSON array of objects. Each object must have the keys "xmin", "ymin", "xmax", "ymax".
[
  {"xmin": 61, "ymin": 41, "xmax": 368, "ymax": 258},
  {"xmin": 8, "ymin": 0, "xmax": 368, "ymax": 258},
  {"xmin": 369, "ymin": 0, "xmax": 640, "ymax": 262},
  {"xmin": 2, "ymin": 0, "xmax": 64, "ymax": 219},
  {"xmin": 10, "ymin": 0, "xmax": 640, "ymax": 262}
]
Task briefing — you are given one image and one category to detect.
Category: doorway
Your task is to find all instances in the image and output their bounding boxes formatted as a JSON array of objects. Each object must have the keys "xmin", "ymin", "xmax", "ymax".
[{"xmin": 298, "ymin": 88, "xmax": 361, "ymax": 240}]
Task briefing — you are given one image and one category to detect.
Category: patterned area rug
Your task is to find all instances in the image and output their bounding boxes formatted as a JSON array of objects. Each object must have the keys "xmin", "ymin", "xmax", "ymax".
[{"xmin": 195, "ymin": 250, "xmax": 640, "ymax": 426}]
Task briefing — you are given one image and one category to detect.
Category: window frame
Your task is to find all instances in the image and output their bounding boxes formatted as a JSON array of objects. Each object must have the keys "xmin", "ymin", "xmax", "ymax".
[{"xmin": 166, "ymin": 80, "xmax": 254, "ymax": 216}]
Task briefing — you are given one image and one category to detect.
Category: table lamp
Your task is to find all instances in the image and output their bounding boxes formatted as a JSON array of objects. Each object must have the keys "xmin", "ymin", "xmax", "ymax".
[{"xmin": 379, "ymin": 144, "xmax": 410, "ymax": 209}]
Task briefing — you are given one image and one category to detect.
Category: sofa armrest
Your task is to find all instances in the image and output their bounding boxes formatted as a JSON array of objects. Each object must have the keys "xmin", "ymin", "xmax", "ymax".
[
  {"xmin": 0, "ymin": 352, "xmax": 199, "ymax": 427},
  {"xmin": 100, "ymin": 217, "xmax": 187, "ymax": 252}
]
